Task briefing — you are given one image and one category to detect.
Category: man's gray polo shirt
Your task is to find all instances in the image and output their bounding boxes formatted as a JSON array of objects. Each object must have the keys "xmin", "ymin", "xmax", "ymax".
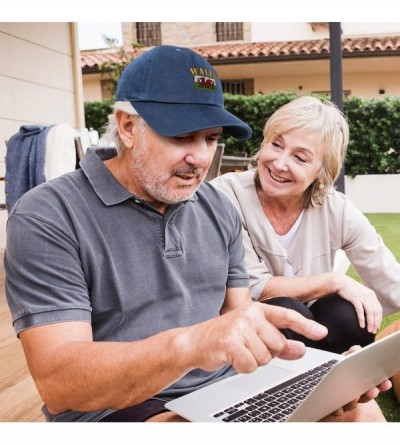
[{"xmin": 5, "ymin": 148, "xmax": 249, "ymax": 421}]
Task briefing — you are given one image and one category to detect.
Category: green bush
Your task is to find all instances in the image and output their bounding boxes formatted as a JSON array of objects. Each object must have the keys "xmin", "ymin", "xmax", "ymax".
[
  {"xmin": 222, "ymin": 91, "xmax": 298, "ymax": 155},
  {"xmin": 344, "ymin": 96, "xmax": 400, "ymax": 176},
  {"xmin": 84, "ymin": 93, "xmax": 400, "ymax": 175},
  {"xmin": 84, "ymin": 98, "xmax": 114, "ymax": 136}
]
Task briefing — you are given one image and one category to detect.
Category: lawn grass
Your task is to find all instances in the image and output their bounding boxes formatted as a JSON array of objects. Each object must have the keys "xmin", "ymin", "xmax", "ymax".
[{"xmin": 346, "ymin": 213, "xmax": 400, "ymax": 422}]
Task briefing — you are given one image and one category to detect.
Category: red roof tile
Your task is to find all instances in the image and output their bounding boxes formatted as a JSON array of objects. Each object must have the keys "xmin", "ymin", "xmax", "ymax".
[{"xmin": 81, "ymin": 35, "xmax": 400, "ymax": 73}]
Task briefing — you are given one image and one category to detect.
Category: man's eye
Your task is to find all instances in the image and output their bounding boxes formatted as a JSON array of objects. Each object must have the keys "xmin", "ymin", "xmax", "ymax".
[{"xmin": 174, "ymin": 136, "xmax": 191, "ymax": 142}]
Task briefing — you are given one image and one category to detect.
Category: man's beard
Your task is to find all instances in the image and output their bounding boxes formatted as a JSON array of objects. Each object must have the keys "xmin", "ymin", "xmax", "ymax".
[
  {"xmin": 139, "ymin": 165, "xmax": 204, "ymax": 205},
  {"xmin": 130, "ymin": 128, "xmax": 205, "ymax": 205}
]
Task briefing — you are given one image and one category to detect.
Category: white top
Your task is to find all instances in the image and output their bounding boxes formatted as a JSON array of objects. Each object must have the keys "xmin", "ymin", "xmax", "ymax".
[
  {"xmin": 274, "ymin": 211, "xmax": 304, "ymax": 276},
  {"xmin": 211, "ymin": 170, "xmax": 400, "ymax": 316}
]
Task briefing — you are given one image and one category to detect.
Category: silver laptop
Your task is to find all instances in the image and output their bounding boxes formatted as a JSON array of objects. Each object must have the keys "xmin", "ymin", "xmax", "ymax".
[{"xmin": 166, "ymin": 330, "xmax": 400, "ymax": 422}]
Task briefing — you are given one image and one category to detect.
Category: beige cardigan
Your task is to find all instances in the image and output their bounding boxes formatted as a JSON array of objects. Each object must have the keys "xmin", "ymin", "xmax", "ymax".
[{"xmin": 211, "ymin": 170, "xmax": 400, "ymax": 316}]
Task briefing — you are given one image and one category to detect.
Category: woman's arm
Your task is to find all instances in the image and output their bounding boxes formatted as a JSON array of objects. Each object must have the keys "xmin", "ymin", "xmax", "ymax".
[
  {"xmin": 260, "ymin": 272, "xmax": 382, "ymax": 334},
  {"xmin": 259, "ymin": 273, "xmax": 338, "ymax": 303},
  {"xmin": 340, "ymin": 198, "xmax": 400, "ymax": 316}
]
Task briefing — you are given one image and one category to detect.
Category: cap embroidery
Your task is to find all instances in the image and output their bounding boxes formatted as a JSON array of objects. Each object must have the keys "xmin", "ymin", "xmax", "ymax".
[{"xmin": 189, "ymin": 67, "xmax": 217, "ymax": 92}]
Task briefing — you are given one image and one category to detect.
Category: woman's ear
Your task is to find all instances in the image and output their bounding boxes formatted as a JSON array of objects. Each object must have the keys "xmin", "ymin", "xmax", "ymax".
[{"xmin": 116, "ymin": 111, "xmax": 136, "ymax": 149}]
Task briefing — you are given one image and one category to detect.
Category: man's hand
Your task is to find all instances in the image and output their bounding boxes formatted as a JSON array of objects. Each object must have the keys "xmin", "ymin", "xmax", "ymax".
[{"xmin": 180, "ymin": 302, "xmax": 328, "ymax": 374}]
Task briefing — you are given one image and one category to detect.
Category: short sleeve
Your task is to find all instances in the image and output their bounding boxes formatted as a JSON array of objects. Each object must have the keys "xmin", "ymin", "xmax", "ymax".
[{"xmin": 5, "ymin": 210, "xmax": 92, "ymax": 335}]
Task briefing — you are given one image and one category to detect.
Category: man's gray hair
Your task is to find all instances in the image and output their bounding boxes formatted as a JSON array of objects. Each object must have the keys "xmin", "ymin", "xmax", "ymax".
[{"xmin": 100, "ymin": 101, "xmax": 140, "ymax": 154}]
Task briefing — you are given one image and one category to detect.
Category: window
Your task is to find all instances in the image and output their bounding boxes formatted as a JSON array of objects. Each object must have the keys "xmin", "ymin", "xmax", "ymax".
[
  {"xmin": 221, "ymin": 79, "xmax": 254, "ymax": 96},
  {"xmin": 136, "ymin": 22, "xmax": 161, "ymax": 47},
  {"xmin": 216, "ymin": 23, "xmax": 243, "ymax": 42}
]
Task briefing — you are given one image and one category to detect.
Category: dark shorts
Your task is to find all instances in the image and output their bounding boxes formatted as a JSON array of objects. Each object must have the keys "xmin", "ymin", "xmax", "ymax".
[{"xmin": 99, "ymin": 399, "xmax": 167, "ymax": 422}]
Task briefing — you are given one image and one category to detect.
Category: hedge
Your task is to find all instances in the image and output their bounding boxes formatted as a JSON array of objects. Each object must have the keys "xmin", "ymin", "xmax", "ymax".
[{"xmin": 84, "ymin": 93, "xmax": 400, "ymax": 176}]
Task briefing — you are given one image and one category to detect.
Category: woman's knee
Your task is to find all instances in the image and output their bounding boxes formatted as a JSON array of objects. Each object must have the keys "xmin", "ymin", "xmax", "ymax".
[
  {"xmin": 311, "ymin": 293, "xmax": 375, "ymax": 353},
  {"xmin": 263, "ymin": 296, "xmax": 314, "ymax": 320},
  {"xmin": 262, "ymin": 297, "xmax": 318, "ymax": 345}
]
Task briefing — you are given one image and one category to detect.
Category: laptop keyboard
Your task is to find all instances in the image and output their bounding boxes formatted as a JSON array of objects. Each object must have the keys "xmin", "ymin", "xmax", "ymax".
[{"xmin": 212, "ymin": 359, "xmax": 338, "ymax": 422}]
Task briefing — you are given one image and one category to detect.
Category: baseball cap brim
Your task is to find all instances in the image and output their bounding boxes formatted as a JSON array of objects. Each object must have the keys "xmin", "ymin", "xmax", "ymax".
[{"xmin": 132, "ymin": 101, "xmax": 252, "ymax": 141}]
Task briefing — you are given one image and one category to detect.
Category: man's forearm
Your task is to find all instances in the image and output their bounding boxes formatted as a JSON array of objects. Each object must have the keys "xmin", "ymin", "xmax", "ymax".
[
  {"xmin": 21, "ymin": 302, "xmax": 329, "ymax": 416},
  {"xmin": 21, "ymin": 324, "xmax": 192, "ymax": 415}
]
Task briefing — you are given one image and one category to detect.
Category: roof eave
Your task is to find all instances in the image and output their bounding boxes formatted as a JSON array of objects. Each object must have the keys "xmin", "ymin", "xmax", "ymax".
[
  {"xmin": 82, "ymin": 66, "xmax": 112, "ymax": 74},
  {"xmin": 81, "ymin": 49, "xmax": 400, "ymax": 74},
  {"xmin": 342, "ymin": 49, "xmax": 400, "ymax": 58},
  {"xmin": 206, "ymin": 50, "xmax": 400, "ymax": 65},
  {"xmin": 206, "ymin": 53, "xmax": 329, "ymax": 65}
]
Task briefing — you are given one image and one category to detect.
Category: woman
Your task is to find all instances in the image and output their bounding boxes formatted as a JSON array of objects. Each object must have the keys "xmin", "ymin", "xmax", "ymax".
[{"xmin": 211, "ymin": 96, "xmax": 400, "ymax": 353}]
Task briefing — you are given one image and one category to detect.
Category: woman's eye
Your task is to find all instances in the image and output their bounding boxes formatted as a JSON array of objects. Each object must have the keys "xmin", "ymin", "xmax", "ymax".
[
  {"xmin": 272, "ymin": 142, "xmax": 281, "ymax": 149},
  {"xmin": 295, "ymin": 154, "xmax": 306, "ymax": 163}
]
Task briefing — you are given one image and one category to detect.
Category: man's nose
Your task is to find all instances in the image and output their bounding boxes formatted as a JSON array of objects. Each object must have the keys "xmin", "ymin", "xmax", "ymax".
[{"xmin": 184, "ymin": 140, "xmax": 213, "ymax": 168}]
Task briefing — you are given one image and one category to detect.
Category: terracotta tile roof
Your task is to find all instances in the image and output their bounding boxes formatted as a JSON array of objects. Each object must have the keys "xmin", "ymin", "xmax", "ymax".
[
  {"xmin": 81, "ymin": 35, "xmax": 400, "ymax": 73},
  {"xmin": 81, "ymin": 48, "xmax": 135, "ymax": 72}
]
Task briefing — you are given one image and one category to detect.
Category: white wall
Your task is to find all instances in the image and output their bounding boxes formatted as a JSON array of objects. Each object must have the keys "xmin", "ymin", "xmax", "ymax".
[
  {"xmin": 345, "ymin": 174, "xmax": 400, "ymax": 213},
  {"xmin": 0, "ymin": 23, "xmax": 84, "ymax": 249},
  {"xmin": 214, "ymin": 54, "xmax": 400, "ymax": 99},
  {"xmin": 251, "ymin": 22, "xmax": 328, "ymax": 41},
  {"xmin": 253, "ymin": 67, "xmax": 400, "ymax": 98},
  {"xmin": 251, "ymin": 22, "xmax": 400, "ymax": 42},
  {"xmin": 83, "ymin": 73, "xmax": 107, "ymax": 102}
]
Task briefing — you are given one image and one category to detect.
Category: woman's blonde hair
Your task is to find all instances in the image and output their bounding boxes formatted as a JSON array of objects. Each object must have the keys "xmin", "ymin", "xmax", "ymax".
[{"xmin": 253, "ymin": 96, "xmax": 349, "ymax": 207}]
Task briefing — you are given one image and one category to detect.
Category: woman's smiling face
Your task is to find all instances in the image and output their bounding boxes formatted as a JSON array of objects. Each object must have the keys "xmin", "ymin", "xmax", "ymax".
[{"xmin": 257, "ymin": 128, "xmax": 325, "ymax": 203}]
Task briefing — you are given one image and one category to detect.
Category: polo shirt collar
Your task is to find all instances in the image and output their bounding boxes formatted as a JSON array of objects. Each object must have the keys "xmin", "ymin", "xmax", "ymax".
[
  {"xmin": 80, "ymin": 147, "xmax": 199, "ymax": 207},
  {"xmin": 80, "ymin": 147, "xmax": 132, "ymax": 206}
]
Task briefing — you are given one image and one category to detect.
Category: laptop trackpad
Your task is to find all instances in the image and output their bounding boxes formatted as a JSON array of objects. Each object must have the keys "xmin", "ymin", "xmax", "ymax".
[{"xmin": 227, "ymin": 365, "xmax": 296, "ymax": 393}]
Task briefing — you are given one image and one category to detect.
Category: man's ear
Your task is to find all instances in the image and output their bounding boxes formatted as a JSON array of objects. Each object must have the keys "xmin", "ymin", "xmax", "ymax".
[{"xmin": 116, "ymin": 111, "xmax": 136, "ymax": 149}]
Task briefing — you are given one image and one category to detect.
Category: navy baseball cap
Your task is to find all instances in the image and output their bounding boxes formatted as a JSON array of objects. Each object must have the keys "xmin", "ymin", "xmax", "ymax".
[{"xmin": 116, "ymin": 45, "xmax": 252, "ymax": 140}]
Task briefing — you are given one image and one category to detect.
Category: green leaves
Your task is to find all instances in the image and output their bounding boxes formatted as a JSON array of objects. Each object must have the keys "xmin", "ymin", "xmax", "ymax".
[
  {"xmin": 222, "ymin": 91, "xmax": 298, "ymax": 155},
  {"xmin": 84, "ymin": 92, "xmax": 400, "ymax": 175},
  {"xmin": 223, "ymin": 93, "xmax": 400, "ymax": 174},
  {"xmin": 84, "ymin": 98, "xmax": 114, "ymax": 136},
  {"xmin": 344, "ymin": 96, "xmax": 400, "ymax": 176}
]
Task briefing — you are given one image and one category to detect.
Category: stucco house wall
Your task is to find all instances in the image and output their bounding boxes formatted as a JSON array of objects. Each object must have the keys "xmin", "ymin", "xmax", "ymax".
[{"xmin": 0, "ymin": 22, "xmax": 84, "ymax": 249}]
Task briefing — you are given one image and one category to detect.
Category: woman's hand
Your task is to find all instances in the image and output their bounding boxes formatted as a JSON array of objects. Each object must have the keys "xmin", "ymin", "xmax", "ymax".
[
  {"xmin": 329, "ymin": 345, "xmax": 392, "ymax": 416},
  {"xmin": 333, "ymin": 274, "xmax": 382, "ymax": 334}
]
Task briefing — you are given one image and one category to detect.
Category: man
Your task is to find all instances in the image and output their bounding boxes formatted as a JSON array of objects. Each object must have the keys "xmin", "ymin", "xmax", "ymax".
[{"xmin": 4, "ymin": 45, "xmax": 388, "ymax": 422}]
